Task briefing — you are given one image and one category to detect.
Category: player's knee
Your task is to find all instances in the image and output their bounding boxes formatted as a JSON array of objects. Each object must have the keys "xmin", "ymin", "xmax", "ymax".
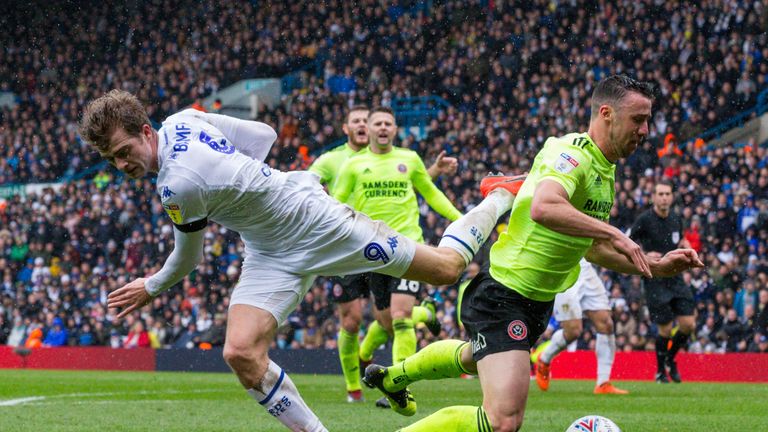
[
  {"xmin": 340, "ymin": 315, "xmax": 362, "ymax": 333},
  {"xmin": 488, "ymin": 411, "xmax": 524, "ymax": 432},
  {"xmin": 223, "ymin": 341, "xmax": 261, "ymax": 370}
]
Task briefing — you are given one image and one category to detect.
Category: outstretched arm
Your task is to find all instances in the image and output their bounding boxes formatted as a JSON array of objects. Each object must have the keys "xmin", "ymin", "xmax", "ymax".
[
  {"xmin": 531, "ymin": 180, "xmax": 652, "ymax": 277},
  {"xmin": 108, "ymin": 227, "xmax": 204, "ymax": 319},
  {"xmin": 586, "ymin": 239, "xmax": 704, "ymax": 277},
  {"xmin": 183, "ymin": 110, "xmax": 278, "ymax": 161},
  {"xmin": 426, "ymin": 150, "xmax": 458, "ymax": 180}
]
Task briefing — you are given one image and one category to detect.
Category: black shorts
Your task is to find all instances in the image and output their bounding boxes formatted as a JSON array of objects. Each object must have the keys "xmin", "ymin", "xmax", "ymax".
[
  {"xmin": 644, "ymin": 279, "xmax": 695, "ymax": 324},
  {"xmin": 330, "ymin": 272, "xmax": 421, "ymax": 310},
  {"xmin": 460, "ymin": 270, "xmax": 554, "ymax": 361}
]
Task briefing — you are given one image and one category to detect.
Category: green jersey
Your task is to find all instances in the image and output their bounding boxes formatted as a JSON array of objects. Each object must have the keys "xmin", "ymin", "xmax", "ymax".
[
  {"xmin": 490, "ymin": 132, "xmax": 616, "ymax": 301},
  {"xmin": 308, "ymin": 142, "xmax": 358, "ymax": 199},
  {"xmin": 334, "ymin": 147, "xmax": 462, "ymax": 242}
]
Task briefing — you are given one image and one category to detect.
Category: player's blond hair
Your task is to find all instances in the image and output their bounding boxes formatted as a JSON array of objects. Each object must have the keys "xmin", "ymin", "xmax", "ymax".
[{"xmin": 79, "ymin": 90, "xmax": 150, "ymax": 154}]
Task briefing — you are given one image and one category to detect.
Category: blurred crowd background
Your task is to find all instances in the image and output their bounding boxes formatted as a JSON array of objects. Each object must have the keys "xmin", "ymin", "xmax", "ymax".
[{"xmin": 1, "ymin": 0, "xmax": 768, "ymax": 354}]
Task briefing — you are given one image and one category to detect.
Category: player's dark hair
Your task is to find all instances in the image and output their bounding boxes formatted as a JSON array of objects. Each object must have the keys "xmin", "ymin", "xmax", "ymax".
[
  {"xmin": 369, "ymin": 106, "xmax": 395, "ymax": 118},
  {"xmin": 590, "ymin": 75, "xmax": 655, "ymax": 118},
  {"xmin": 655, "ymin": 179, "xmax": 675, "ymax": 193},
  {"xmin": 345, "ymin": 105, "xmax": 369, "ymax": 123}
]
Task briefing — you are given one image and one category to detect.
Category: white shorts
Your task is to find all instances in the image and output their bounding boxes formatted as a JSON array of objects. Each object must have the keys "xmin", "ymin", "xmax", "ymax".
[
  {"xmin": 552, "ymin": 259, "xmax": 610, "ymax": 322},
  {"xmin": 230, "ymin": 173, "xmax": 417, "ymax": 323}
]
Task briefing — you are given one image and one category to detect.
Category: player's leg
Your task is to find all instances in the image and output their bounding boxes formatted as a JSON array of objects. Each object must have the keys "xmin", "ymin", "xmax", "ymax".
[
  {"xmin": 586, "ymin": 309, "xmax": 628, "ymax": 394},
  {"xmin": 536, "ymin": 318, "xmax": 581, "ymax": 391},
  {"xmin": 330, "ymin": 274, "xmax": 368, "ymax": 402},
  {"xmin": 666, "ymin": 296, "xmax": 696, "ymax": 383},
  {"xmin": 224, "ymin": 306, "xmax": 326, "ymax": 431},
  {"xmin": 403, "ymin": 177, "xmax": 522, "ymax": 285},
  {"xmin": 536, "ymin": 285, "xmax": 582, "ymax": 391},
  {"xmin": 387, "ymin": 276, "xmax": 423, "ymax": 363},
  {"xmin": 646, "ymin": 287, "xmax": 675, "ymax": 383},
  {"xmin": 395, "ymin": 350, "xmax": 529, "ymax": 432},
  {"xmin": 225, "ymin": 271, "xmax": 327, "ymax": 431}
]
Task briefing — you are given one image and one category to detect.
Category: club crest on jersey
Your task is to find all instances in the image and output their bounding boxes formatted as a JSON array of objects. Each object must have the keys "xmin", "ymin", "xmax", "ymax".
[
  {"xmin": 364, "ymin": 242, "xmax": 389, "ymax": 264},
  {"xmin": 672, "ymin": 231, "xmax": 680, "ymax": 244},
  {"xmin": 554, "ymin": 152, "xmax": 579, "ymax": 174},
  {"xmin": 398, "ymin": 163, "xmax": 407, "ymax": 173},
  {"xmin": 507, "ymin": 320, "xmax": 527, "ymax": 341},
  {"xmin": 199, "ymin": 131, "xmax": 235, "ymax": 154}
]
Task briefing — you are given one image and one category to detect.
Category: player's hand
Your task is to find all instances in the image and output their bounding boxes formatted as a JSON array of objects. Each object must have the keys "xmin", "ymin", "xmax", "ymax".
[
  {"xmin": 434, "ymin": 150, "xmax": 458, "ymax": 175},
  {"xmin": 650, "ymin": 248, "xmax": 705, "ymax": 278},
  {"xmin": 610, "ymin": 232, "xmax": 652, "ymax": 278},
  {"xmin": 107, "ymin": 278, "xmax": 152, "ymax": 319}
]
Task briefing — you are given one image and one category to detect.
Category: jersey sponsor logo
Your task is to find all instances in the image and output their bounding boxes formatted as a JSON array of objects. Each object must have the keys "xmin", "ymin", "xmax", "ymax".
[
  {"xmin": 672, "ymin": 231, "xmax": 680, "ymax": 244},
  {"xmin": 173, "ymin": 123, "xmax": 192, "ymax": 152},
  {"xmin": 471, "ymin": 332, "xmax": 487, "ymax": 354},
  {"xmin": 361, "ymin": 180, "xmax": 409, "ymax": 198},
  {"xmin": 582, "ymin": 199, "xmax": 612, "ymax": 214},
  {"xmin": 507, "ymin": 320, "xmax": 527, "ymax": 341},
  {"xmin": 387, "ymin": 236, "xmax": 399, "ymax": 254},
  {"xmin": 199, "ymin": 131, "xmax": 235, "ymax": 154},
  {"xmin": 163, "ymin": 203, "xmax": 183, "ymax": 224},
  {"xmin": 161, "ymin": 186, "xmax": 176, "ymax": 199},
  {"xmin": 398, "ymin": 163, "xmax": 407, "ymax": 173},
  {"xmin": 554, "ymin": 152, "xmax": 579, "ymax": 174},
  {"xmin": 364, "ymin": 242, "xmax": 389, "ymax": 264}
]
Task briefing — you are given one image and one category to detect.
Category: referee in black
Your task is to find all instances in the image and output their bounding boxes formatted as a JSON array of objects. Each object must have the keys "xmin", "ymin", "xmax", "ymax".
[{"xmin": 629, "ymin": 179, "xmax": 695, "ymax": 383}]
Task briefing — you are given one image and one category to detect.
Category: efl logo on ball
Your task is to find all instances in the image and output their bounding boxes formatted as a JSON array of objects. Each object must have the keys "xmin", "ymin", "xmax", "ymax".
[{"xmin": 565, "ymin": 415, "xmax": 621, "ymax": 432}]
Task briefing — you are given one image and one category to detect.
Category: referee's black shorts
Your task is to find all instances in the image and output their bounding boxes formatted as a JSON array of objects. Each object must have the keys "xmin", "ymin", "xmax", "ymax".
[
  {"xmin": 461, "ymin": 270, "xmax": 553, "ymax": 361},
  {"xmin": 644, "ymin": 279, "xmax": 695, "ymax": 324}
]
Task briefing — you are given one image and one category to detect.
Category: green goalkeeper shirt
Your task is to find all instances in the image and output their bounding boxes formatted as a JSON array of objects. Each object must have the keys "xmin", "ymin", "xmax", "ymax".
[
  {"xmin": 490, "ymin": 132, "xmax": 616, "ymax": 301},
  {"xmin": 333, "ymin": 147, "xmax": 462, "ymax": 243}
]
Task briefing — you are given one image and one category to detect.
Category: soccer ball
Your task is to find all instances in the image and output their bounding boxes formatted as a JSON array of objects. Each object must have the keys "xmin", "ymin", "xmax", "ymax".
[{"xmin": 565, "ymin": 415, "xmax": 621, "ymax": 432}]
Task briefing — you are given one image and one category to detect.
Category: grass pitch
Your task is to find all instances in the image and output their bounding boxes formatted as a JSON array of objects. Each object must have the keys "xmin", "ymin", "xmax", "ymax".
[{"xmin": 0, "ymin": 370, "xmax": 765, "ymax": 431}]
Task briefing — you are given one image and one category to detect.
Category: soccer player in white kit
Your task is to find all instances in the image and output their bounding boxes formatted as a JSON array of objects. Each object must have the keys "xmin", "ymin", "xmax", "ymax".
[
  {"xmin": 534, "ymin": 258, "xmax": 629, "ymax": 394},
  {"xmin": 79, "ymin": 90, "xmax": 522, "ymax": 431}
]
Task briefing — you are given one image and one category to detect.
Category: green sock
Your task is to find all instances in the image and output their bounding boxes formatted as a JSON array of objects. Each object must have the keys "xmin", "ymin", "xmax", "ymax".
[
  {"xmin": 385, "ymin": 339, "xmax": 470, "ymax": 391},
  {"xmin": 410, "ymin": 305, "xmax": 431, "ymax": 324},
  {"xmin": 392, "ymin": 318, "xmax": 416, "ymax": 363},
  {"xmin": 338, "ymin": 328, "xmax": 361, "ymax": 392},
  {"xmin": 359, "ymin": 320, "xmax": 389, "ymax": 362},
  {"xmin": 398, "ymin": 406, "xmax": 491, "ymax": 432}
]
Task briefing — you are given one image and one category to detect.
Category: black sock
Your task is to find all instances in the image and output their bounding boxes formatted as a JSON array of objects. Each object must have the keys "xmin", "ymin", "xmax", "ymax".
[
  {"xmin": 668, "ymin": 331, "xmax": 689, "ymax": 360},
  {"xmin": 655, "ymin": 336, "xmax": 670, "ymax": 373}
]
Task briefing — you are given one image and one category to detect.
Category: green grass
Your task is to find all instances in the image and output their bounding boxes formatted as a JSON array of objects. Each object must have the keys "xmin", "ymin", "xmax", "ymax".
[{"xmin": 0, "ymin": 370, "xmax": 765, "ymax": 431}]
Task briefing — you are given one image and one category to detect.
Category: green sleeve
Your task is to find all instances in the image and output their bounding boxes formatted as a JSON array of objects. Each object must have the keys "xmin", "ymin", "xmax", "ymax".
[
  {"xmin": 535, "ymin": 137, "xmax": 593, "ymax": 198},
  {"xmin": 332, "ymin": 158, "xmax": 356, "ymax": 204},
  {"xmin": 410, "ymin": 154, "xmax": 462, "ymax": 221},
  {"xmin": 308, "ymin": 154, "xmax": 333, "ymax": 186}
]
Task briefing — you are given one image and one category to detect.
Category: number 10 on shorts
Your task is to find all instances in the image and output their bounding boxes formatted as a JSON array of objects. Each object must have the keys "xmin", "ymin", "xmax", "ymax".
[{"xmin": 397, "ymin": 279, "xmax": 420, "ymax": 293}]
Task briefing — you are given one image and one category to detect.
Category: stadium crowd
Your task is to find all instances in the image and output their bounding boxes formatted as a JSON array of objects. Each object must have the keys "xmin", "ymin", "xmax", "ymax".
[{"xmin": 1, "ymin": 0, "xmax": 768, "ymax": 355}]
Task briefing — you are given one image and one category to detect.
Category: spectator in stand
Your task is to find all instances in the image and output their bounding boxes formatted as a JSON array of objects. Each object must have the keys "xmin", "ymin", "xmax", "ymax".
[
  {"xmin": 42, "ymin": 317, "xmax": 68, "ymax": 347},
  {"xmin": 123, "ymin": 321, "xmax": 151, "ymax": 349}
]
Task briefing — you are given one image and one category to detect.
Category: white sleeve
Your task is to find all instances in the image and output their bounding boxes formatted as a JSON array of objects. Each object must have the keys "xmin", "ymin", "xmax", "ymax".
[
  {"xmin": 144, "ymin": 227, "xmax": 204, "ymax": 296},
  {"xmin": 185, "ymin": 110, "xmax": 277, "ymax": 161}
]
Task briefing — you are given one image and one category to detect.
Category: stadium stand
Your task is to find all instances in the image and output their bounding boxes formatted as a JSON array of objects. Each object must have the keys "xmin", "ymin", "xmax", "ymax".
[{"xmin": 1, "ymin": 0, "xmax": 768, "ymax": 356}]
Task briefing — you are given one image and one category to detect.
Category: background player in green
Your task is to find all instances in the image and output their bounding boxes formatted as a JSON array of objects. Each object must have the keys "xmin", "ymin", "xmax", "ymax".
[
  {"xmin": 309, "ymin": 105, "xmax": 458, "ymax": 403},
  {"xmin": 363, "ymin": 75, "xmax": 705, "ymax": 430},
  {"xmin": 332, "ymin": 106, "xmax": 463, "ymax": 396}
]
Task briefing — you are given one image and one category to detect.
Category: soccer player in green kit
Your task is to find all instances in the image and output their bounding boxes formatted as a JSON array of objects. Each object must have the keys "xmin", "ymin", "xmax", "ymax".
[
  {"xmin": 309, "ymin": 105, "xmax": 458, "ymax": 403},
  {"xmin": 363, "ymin": 75, "xmax": 705, "ymax": 430},
  {"xmin": 331, "ymin": 106, "xmax": 463, "ymax": 405}
]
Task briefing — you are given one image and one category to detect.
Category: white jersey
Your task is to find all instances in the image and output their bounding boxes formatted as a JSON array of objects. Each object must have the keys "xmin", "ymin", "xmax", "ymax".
[
  {"xmin": 552, "ymin": 258, "xmax": 610, "ymax": 321},
  {"xmin": 153, "ymin": 110, "xmax": 416, "ymax": 323}
]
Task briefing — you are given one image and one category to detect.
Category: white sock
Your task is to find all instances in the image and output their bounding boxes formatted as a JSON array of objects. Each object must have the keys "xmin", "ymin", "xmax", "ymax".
[
  {"xmin": 540, "ymin": 329, "xmax": 568, "ymax": 364},
  {"xmin": 596, "ymin": 333, "xmax": 615, "ymax": 386},
  {"xmin": 438, "ymin": 189, "xmax": 514, "ymax": 264},
  {"xmin": 246, "ymin": 360, "xmax": 327, "ymax": 432}
]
